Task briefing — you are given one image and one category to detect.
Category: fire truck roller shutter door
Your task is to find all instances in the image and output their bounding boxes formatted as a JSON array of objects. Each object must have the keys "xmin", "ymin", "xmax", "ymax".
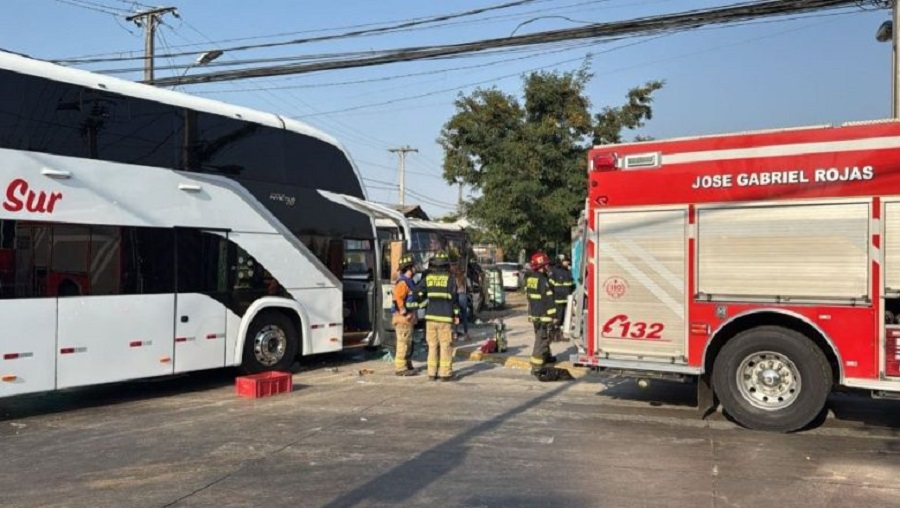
[
  {"xmin": 595, "ymin": 208, "xmax": 687, "ymax": 361},
  {"xmin": 698, "ymin": 202, "xmax": 869, "ymax": 302}
]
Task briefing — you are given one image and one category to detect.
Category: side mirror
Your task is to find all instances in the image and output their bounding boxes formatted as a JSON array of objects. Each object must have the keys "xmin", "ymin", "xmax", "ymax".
[{"xmin": 877, "ymin": 20, "xmax": 893, "ymax": 43}]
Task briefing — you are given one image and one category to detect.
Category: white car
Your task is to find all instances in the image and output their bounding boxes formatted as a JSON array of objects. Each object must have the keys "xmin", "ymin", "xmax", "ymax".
[{"xmin": 495, "ymin": 263, "xmax": 522, "ymax": 290}]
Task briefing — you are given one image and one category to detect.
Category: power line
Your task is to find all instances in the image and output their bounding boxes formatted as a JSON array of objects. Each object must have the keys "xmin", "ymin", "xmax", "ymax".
[
  {"xmin": 110, "ymin": 0, "xmax": 153, "ymax": 8},
  {"xmin": 160, "ymin": 17, "xmax": 398, "ymax": 152},
  {"xmin": 54, "ymin": 0, "xmax": 128, "ymax": 16},
  {"xmin": 286, "ymin": 10, "xmax": 857, "ymax": 118},
  {"xmin": 147, "ymin": 0, "xmax": 865, "ymax": 87},
  {"xmin": 405, "ymin": 188, "xmax": 459, "ymax": 209},
  {"xmin": 53, "ymin": 0, "xmax": 550, "ymax": 64},
  {"xmin": 362, "ymin": 177, "xmax": 396, "ymax": 187},
  {"xmin": 362, "ymin": 174, "xmax": 459, "ymax": 209},
  {"xmin": 357, "ymin": 159, "xmax": 444, "ymax": 179},
  {"xmin": 56, "ymin": 0, "xmax": 607, "ymax": 62},
  {"xmin": 291, "ymin": 49, "xmax": 606, "ymax": 118},
  {"xmin": 186, "ymin": 41, "xmax": 596, "ymax": 94}
]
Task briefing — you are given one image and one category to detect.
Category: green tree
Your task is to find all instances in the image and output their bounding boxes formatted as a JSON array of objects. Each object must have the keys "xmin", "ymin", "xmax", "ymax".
[{"xmin": 439, "ymin": 67, "xmax": 663, "ymax": 256}]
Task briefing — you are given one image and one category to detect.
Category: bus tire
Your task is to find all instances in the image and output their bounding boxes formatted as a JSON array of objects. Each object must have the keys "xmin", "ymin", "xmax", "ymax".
[
  {"xmin": 712, "ymin": 326, "xmax": 831, "ymax": 432},
  {"xmin": 240, "ymin": 311, "xmax": 299, "ymax": 374}
]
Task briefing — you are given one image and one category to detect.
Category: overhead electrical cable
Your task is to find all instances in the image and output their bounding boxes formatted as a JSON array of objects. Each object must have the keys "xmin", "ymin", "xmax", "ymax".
[
  {"xmin": 144, "ymin": 0, "xmax": 864, "ymax": 87},
  {"xmin": 52, "ymin": 0, "xmax": 549, "ymax": 64}
]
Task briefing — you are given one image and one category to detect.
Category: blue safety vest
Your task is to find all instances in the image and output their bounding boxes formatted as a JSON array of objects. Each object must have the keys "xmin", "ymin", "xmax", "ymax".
[{"xmin": 391, "ymin": 275, "xmax": 419, "ymax": 314}]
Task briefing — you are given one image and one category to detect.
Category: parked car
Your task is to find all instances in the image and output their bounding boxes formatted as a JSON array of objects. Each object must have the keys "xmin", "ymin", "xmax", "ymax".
[{"xmin": 495, "ymin": 262, "xmax": 522, "ymax": 290}]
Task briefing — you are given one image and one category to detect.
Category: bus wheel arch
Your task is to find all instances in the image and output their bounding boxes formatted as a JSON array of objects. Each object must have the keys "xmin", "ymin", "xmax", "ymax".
[
  {"xmin": 237, "ymin": 300, "xmax": 307, "ymax": 374},
  {"xmin": 703, "ymin": 311, "xmax": 840, "ymax": 432}
]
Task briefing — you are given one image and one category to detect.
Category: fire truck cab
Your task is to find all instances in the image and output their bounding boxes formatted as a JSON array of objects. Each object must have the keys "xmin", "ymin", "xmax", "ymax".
[{"xmin": 572, "ymin": 120, "xmax": 900, "ymax": 432}]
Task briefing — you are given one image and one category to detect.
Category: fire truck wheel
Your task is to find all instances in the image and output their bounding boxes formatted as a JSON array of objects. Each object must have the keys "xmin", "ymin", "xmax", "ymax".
[
  {"xmin": 712, "ymin": 326, "xmax": 831, "ymax": 433},
  {"xmin": 240, "ymin": 311, "xmax": 299, "ymax": 374}
]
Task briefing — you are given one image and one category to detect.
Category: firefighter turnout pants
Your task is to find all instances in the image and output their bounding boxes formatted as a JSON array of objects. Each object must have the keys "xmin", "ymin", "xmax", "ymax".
[
  {"xmin": 394, "ymin": 323, "xmax": 414, "ymax": 372},
  {"xmin": 530, "ymin": 321, "xmax": 553, "ymax": 372},
  {"xmin": 426, "ymin": 321, "xmax": 454, "ymax": 378}
]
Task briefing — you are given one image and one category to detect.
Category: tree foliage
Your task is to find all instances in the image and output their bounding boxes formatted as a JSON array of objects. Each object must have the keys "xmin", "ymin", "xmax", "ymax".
[{"xmin": 439, "ymin": 67, "xmax": 663, "ymax": 256}]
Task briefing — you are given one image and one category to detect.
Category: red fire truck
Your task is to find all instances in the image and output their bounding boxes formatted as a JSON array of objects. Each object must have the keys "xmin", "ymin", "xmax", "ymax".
[{"xmin": 570, "ymin": 120, "xmax": 900, "ymax": 432}]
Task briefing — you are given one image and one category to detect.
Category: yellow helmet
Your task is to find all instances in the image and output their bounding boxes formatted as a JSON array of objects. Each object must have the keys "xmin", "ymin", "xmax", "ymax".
[
  {"xmin": 430, "ymin": 251, "xmax": 450, "ymax": 267},
  {"xmin": 399, "ymin": 253, "xmax": 415, "ymax": 271}
]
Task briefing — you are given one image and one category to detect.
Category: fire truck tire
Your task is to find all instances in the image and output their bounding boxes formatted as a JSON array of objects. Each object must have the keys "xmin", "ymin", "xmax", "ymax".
[
  {"xmin": 712, "ymin": 326, "xmax": 831, "ymax": 432},
  {"xmin": 240, "ymin": 311, "xmax": 299, "ymax": 374}
]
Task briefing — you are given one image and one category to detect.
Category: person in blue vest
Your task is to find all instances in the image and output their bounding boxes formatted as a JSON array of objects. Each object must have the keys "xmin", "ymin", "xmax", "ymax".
[{"xmin": 391, "ymin": 253, "xmax": 419, "ymax": 376}]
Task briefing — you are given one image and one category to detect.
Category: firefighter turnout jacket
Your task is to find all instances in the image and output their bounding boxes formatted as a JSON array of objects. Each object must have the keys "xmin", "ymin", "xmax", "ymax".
[
  {"xmin": 549, "ymin": 266, "xmax": 575, "ymax": 306},
  {"xmin": 416, "ymin": 270, "xmax": 460, "ymax": 323},
  {"xmin": 524, "ymin": 270, "xmax": 557, "ymax": 323}
]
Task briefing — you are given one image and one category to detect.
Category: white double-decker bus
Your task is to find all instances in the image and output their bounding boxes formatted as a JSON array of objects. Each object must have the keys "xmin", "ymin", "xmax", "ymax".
[{"xmin": 0, "ymin": 50, "xmax": 409, "ymax": 398}]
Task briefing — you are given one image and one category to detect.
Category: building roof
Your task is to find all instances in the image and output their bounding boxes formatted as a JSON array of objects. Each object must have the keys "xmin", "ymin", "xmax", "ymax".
[{"xmin": 389, "ymin": 204, "xmax": 431, "ymax": 221}]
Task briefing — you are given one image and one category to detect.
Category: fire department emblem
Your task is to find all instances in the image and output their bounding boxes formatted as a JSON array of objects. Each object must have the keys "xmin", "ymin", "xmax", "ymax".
[{"xmin": 603, "ymin": 277, "xmax": 629, "ymax": 300}]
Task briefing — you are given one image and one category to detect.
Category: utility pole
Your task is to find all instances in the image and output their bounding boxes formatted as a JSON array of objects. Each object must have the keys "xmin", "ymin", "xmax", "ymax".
[
  {"xmin": 126, "ymin": 7, "xmax": 178, "ymax": 82},
  {"xmin": 388, "ymin": 146, "xmax": 417, "ymax": 206},
  {"xmin": 457, "ymin": 182, "xmax": 464, "ymax": 213}
]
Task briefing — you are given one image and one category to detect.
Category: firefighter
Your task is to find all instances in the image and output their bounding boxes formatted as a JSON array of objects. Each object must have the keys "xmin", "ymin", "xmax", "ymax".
[
  {"xmin": 549, "ymin": 255, "xmax": 575, "ymax": 342},
  {"xmin": 415, "ymin": 251, "xmax": 460, "ymax": 381},
  {"xmin": 391, "ymin": 253, "xmax": 419, "ymax": 376},
  {"xmin": 525, "ymin": 251, "xmax": 559, "ymax": 378}
]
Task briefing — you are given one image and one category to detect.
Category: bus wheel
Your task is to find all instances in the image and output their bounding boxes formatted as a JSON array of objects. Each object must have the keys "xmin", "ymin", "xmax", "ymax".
[
  {"xmin": 241, "ymin": 311, "xmax": 299, "ymax": 374},
  {"xmin": 712, "ymin": 326, "xmax": 831, "ymax": 432}
]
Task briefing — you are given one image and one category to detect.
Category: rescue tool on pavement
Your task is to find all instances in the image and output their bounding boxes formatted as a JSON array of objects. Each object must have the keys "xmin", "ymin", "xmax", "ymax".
[{"xmin": 565, "ymin": 119, "xmax": 900, "ymax": 432}]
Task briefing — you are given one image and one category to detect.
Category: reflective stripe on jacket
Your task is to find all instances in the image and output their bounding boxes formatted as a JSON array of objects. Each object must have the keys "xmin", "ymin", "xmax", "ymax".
[
  {"xmin": 524, "ymin": 270, "xmax": 557, "ymax": 322},
  {"xmin": 549, "ymin": 266, "xmax": 575, "ymax": 304},
  {"xmin": 416, "ymin": 270, "xmax": 459, "ymax": 323}
]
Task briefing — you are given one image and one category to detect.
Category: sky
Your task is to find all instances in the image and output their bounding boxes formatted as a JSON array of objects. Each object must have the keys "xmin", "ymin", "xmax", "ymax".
[{"xmin": 0, "ymin": 0, "xmax": 893, "ymax": 218}]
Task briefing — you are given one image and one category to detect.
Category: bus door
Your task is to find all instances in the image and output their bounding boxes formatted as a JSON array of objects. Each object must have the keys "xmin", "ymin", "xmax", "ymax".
[
  {"xmin": 173, "ymin": 229, "xmax": 229, "ymax": 373},
  {"xmin": 0, "ymin": 221, "xmax": 57, "ymax": 397},
  {"xmin": 56, "ymin": 227, "xmax": 176, "ymax": 389},
  {"xmin": 317, "ymin": 191, "xmax": 410, "ymax": 343},
  {"xmin": 342, "ymin": 238, "xmax": 376, "ymax": 347},
  {"xmin": 380, "ymin": 236, "xmax": 406, "ymax": 331}
]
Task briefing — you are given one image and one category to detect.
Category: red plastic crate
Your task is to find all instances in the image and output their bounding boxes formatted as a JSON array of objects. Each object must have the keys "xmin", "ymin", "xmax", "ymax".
[{"xmin": 235, "ymin": 371, "xmax": 293, "ymax": 398}]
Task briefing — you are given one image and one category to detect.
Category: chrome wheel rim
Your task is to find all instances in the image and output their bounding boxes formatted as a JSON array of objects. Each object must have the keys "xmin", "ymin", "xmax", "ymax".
[
  {"xmin": 253, "ymin": 325, "xmax": 287, "ymax": 367},
  {"xmin": 736, "ymin": 350, "xmax": 801, "ymax": 411}
]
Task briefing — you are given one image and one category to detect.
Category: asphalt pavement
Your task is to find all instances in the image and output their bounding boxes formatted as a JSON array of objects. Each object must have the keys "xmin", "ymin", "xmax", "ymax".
[{"xmin": 1, "ymin": 292, "xmax": 899, "ymax": 508}]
